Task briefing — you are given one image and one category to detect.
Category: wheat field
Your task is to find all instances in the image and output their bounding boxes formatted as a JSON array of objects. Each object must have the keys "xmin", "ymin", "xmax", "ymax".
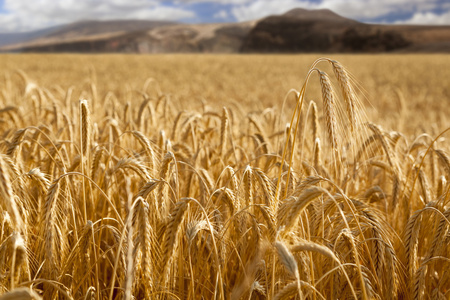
[{"xmin": 0, "ymin": 54, "xmax": 449, "ymax": 299}]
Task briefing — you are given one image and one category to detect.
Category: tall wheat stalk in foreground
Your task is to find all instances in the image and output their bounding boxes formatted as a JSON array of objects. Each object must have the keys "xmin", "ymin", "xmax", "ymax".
[{"xmin": 0, "ymin": 57, "xmax": 448, "ymax": 299}]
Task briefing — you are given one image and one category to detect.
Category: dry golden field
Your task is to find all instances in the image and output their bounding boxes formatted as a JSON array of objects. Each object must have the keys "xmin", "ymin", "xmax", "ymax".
[{"xmin": 0, "ymin": 54, "xmax": 450, "ymax": 299}]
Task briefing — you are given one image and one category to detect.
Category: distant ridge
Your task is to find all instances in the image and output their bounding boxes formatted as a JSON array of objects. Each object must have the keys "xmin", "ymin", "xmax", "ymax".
[
  {"xmin": 1, "ymin": 8, "xmax": 450, "ymax": 53},
  {"xmin": 44, "ymin": 20, "xmax": 177, "ymax": 39}
]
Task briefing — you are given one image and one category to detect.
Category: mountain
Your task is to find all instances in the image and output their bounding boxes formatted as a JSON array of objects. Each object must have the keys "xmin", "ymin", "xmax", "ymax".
[
  {"xmin": 0, "ymin": 26, "xmax": 60, "ymax": 47},
  {"xmin": 1, "ymin": 8, "xmax": 450, "ymax": 53},
  {"xmin": 241, "ymin": 8, "xmax": 362, "ymax": 52},
  {"xmin": 241, "ymin": 8, "xmax": 450, "ymax": 52},
  {"xmin": 0, "ymin": 20, "xmax": 177, "ymax": 51}
]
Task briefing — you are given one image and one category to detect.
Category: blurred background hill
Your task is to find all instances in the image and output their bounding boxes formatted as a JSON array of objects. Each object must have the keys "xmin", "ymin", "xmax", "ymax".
[{"xmin": 1, "ymin": 8, "xmax": 450, "ymax": 53}]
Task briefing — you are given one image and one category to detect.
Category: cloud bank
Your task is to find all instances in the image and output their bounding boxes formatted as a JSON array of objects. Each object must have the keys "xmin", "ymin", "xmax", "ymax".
[{"xmin": 0, "ymin": 0, "xmax": 195, "ymax": 32}]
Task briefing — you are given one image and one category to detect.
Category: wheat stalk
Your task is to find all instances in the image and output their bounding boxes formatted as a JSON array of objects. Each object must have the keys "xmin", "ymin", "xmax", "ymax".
[{"xmin": 0, "ymin": 56, "xmax": 447, "ymax": 300}]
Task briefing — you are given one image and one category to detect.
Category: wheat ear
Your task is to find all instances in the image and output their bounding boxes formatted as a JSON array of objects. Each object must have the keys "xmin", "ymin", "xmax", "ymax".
[
  {"xmin": 131, "ymin": 130, "xmax": 156, "ymax": 172},
  {"xmin": 291, "ymin": 240, "xmax": 340, "ymax": 263},
  {"xmin": 275, "ymin": 241, "xmax": 299, "ymax": 278},
  {"xmin": 275, "ymin": 241, "xmax": 303, "ymax": 300},
  {"xmin": 11, "ymin": 233, "xmax": 26, "ymax": 289},
  {"xmin": 310, "ymin": 100, "xmax": 319, "ymax": 143},
  {"xmin": 330, "ymin": 60, "xmax": 356, "ymax": 132},
  {"xmin": 0, "ymin": 155, "xmax": 23, "ymax": 230},
  {"xmin": 161, "ymin": 198, "xmax": 190, "ymax": 280},
  {"xmin": 368, "ymin": 123, "xmax": 398, "ymax": 175},
  {"xmin": 318, "ymin": 71, "xmax": 338, "ymax": 150},
  {"xmin": 434, "ymin": 149, "xmax": 450, "ymax": 177},
  {"xmin": 75, "ymin": 220, "xmax": 93, "ymax": 294},
  {"xmin": 404, "ymin": 209, "xmax": 422, "ymax": 284},
  {"xmin": 79, "ymin": 99, "xmax": 90, "ymax": 159},
  {"xmin": 282, "ymin": 186, "xmax": 325, "ymax": 231},
  {"xmin": 6, "ymin": 128, "xmax": 26, "ymax": 157},
  {"xmin": 133, "ymin": 197, "xmax": 153, "ymax": 297},
  {"xmin": 43, "ymin": 179, "xmax": 61, "ymax": 280},
  {"xmin": 220, "ymin": 107, "xmax": 229, "ymax": 157},
  {"xmin": 243, "ymin": 165, "xmax": 253, "ymax": 207},
  {"xmin": 436, "ymin": 175, "xmax": 446, "ymax": 198},
  {"xmin": 273, "ymin": 281, "xmax": 323, "ymax": 300}
]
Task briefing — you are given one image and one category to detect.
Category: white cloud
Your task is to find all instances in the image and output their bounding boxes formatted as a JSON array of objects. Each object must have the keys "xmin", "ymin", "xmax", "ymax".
[
  {"xmin": 318, "ymin": 0, "xmax": 393, "ymax": 20},
  {"xmin": 230, "ymin": 0, "xmax": 446, "ymax": 23},
  {"xmin": 117, "ymin": 6, "xmax": 195, "ymax": 20},
  {"xmin": 213, "ymin": 10, "xmax": 230, "ymax": 20},
  {"xmin": 173, "ymin": 0, "xmax": 252, "ymax": 3},
  {"xmin": 0, "ymin": 0, "xmax": 195, "ymax": 33},
  {"xmin": 318, "ymin": 0, "xmax": 442, "ymax": 20},
  {"xmin": 395, "ymin": 10, "xmax": 450, "ymax": 25}
]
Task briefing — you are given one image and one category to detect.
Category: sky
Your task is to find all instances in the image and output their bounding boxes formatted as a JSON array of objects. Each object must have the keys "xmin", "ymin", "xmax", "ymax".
[{"xmin": 0, "ymin": 0, "xmax": 449, "ymax": 33}]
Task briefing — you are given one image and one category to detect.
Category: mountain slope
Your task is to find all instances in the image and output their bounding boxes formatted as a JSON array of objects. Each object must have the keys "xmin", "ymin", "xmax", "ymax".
[
  {"xmin": 0, "ymin": 21, "xmax": 255, "ymax": 53},
  {"xmin": 0, "ymin": 20, "xmax": 177, "ymax": 50},
  {"xmin": 42, "ymin": 20, "xmax": 177, "ymax": 40}
]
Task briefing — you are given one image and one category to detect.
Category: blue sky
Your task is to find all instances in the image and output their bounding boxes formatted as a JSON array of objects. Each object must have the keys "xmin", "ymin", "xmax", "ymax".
[{"xmin": 0, "ymin": 0, "xmax": 449, "ymax": 33}]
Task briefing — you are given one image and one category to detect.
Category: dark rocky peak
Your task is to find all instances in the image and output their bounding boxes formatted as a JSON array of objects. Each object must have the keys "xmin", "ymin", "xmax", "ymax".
[{"xmin": 283, "ymin": 8, "xmax": 359, "ymax": 23}]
